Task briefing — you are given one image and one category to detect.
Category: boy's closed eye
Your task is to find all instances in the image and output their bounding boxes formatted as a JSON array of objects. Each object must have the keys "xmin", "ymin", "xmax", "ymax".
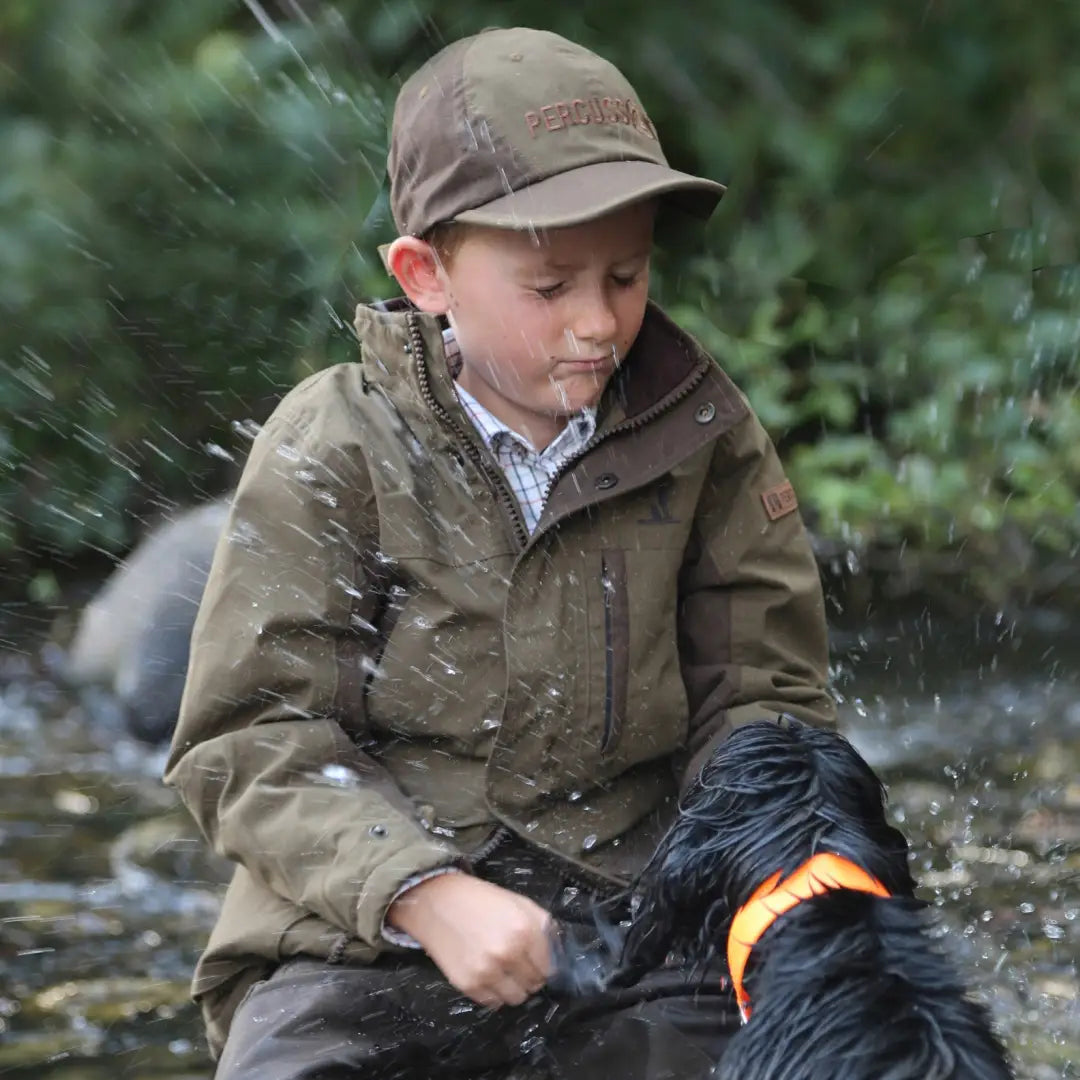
[
  {"xmin": 531, "ymin": 270, "xmax": 647, "ymax": 301},
  {"xmin": 533, "ymin": 281, "xmax": 566, "ymax": 300}
]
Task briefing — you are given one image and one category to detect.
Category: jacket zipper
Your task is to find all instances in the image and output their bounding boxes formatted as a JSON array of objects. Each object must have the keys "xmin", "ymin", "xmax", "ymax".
[
  {"xmin": 407, "ymin": 313, "xmax": 530, "ymax": 551},
  {"xmin": 467, "ymin": 823, "xmax": 512, "ymax": 866},
  {"xmin": 408, "ymin": 314, "xmax": 527, "ymax": 875},
  {"xmin": 600, "ymin": 555, "xmax": 615, "ymax": 753}
]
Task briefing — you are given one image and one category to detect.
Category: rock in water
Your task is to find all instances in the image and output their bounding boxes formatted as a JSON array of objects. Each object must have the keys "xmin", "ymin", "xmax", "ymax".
[{"xmin": 67, "ymin": 497, "xmax": 231, "ymax": 743}]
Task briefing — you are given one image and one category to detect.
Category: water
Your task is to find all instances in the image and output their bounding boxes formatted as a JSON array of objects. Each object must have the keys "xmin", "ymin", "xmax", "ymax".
[
  {"xmin": 0, "ymin": 603, "xmax": 1077, "ymax": 1077},
  {"xmin": 833, "ymin": 610, "xmax": 1080, "ymax": 1078}
]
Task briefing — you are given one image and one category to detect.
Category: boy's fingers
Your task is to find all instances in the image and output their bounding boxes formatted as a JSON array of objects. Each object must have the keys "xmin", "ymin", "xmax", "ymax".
[
  {"xmin": 481, "ymin": 931, "xmax": 551, "ymax": 1004},
  {"xmin": 484, "ymin": 972, "xmax": 530, "ymax": 1008},
  {"xmin": 525, "ymin": 923, "xmax": 555, "ymax": 982},
  {"xmin": 491, "ymin": 951, "xmax": 544, "ymax": 999}
]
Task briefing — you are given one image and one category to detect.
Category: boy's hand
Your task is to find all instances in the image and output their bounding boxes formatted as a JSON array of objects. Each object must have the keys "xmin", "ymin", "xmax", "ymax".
[{"xmin": 386, "ymin": 872, "xmax": 553, "ymax": 1008}]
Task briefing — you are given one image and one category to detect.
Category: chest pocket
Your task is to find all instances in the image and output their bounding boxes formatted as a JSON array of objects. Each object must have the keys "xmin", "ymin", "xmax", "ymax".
[
  {"xmin": 374, "ymin": 455, "xmax": 516, "ymax": 569},
  {"xmin": 552, "ymin": 448, "xmax": 711, "ymax": 554}
]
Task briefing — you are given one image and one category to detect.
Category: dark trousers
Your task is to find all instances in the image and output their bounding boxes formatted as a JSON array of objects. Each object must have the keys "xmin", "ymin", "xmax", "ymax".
[{"xmin": 215, "ymin": 844, "xmax": 739, "ymax": 1079}]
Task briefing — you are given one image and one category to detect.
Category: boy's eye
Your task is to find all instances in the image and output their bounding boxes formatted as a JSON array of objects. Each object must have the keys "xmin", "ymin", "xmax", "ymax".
[
  {"xmin": 533, "ymin": 282, "xmax": 565, "ymax": 299},
  {"xmin": 611, "ymin": 272, "xmax": 640, "ymax": 288}
]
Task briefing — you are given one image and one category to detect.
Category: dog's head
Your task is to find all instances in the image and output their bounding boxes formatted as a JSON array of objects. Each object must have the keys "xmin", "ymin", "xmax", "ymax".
[
  {"xmin": 622, "ymin": 717, "xmax": 916, "ymax": 971},
  {"xmin": 689, "ymin": 716, "xmax": 915, "ymax": 906}
]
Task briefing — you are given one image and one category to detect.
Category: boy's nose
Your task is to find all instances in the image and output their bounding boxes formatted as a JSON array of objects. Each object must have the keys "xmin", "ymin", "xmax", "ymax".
[{"xmin": 569, "ymin": 298, "xmax": 618, "ymax": 352}]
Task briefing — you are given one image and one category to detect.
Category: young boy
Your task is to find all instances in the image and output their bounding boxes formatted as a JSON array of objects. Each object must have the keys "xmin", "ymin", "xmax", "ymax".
[{"xmin": 165, "ymin": 26, "xmax": 834, "ymax": 1080}]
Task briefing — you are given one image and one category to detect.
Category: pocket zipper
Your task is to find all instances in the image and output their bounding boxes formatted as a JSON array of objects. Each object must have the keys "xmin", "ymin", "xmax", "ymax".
[{"xmin": 601, "ymin": 556, "xmax": 616, "ymax": 753}]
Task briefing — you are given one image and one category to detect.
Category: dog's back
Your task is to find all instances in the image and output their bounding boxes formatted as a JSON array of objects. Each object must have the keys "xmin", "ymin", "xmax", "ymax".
[{"xmin": 718, "ymin": 890, "xmax": 1013, "ymax": 1079}]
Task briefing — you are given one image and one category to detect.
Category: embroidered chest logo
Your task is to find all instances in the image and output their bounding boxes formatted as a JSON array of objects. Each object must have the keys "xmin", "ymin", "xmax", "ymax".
[{"xmin": 639, "ymin": 476, "xmax": 680, "ymax": 525}]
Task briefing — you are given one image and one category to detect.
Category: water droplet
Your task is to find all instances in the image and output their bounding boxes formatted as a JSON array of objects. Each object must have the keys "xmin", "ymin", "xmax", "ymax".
[
  {"xmin": 231, "ymin": 418, "xmax": 263, "ymax": 441},
  {"xmin": 359, "ymin": 656, "xmax": 385, "ymax": 678},
  {"xmin": 53, "ymin": 790, "xmax": 97, "ymax": 815},
  {"xmin": 204, "ymin": 442, "xmax": 236, "ymax": 462},
  {"xmin": 319, "ymin": 764, "xmax": 359, "ymax": 787}
]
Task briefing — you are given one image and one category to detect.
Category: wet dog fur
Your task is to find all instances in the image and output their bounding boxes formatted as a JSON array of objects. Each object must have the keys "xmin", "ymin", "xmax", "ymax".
[{"xmin": 561, "ymin": 717, "xmax": 1014, "ymax": 1079}]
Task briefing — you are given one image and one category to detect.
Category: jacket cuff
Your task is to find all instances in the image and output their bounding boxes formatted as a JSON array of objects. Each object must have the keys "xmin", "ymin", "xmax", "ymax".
[
  {"xmin": 353, "ymin": 833, "xmax": 461, "ymax": 948},
  {"xmin": 380, "ymin": 866, "xmax": 463, "ymax": 948}
]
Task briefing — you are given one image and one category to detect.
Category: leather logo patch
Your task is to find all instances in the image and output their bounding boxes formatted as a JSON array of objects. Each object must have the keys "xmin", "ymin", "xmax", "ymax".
[{"xmin": 761, "ymin": 481, "xmax": 798, "ymax": 521}]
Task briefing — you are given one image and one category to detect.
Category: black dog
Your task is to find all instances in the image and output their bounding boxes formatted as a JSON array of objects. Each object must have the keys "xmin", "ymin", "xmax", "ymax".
[{"xmin": 558, "ymin": 717, "xmax": 1014, "ymax": 1079}]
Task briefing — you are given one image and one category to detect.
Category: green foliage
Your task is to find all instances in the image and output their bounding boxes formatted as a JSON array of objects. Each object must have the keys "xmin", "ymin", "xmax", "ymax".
[
  {"xmin": 0, "ymin": 1, "xmax": 390, "ymax": 552},
  {"xmin": 2, "ymin": 0, "xmax": 1079, "ymax": 605}
]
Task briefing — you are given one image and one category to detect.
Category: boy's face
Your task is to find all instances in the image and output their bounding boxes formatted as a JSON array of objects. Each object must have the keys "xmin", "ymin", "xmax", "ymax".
[{"xmin": 439, "ymin": 201, "xmax": 655, "ymax": 448}]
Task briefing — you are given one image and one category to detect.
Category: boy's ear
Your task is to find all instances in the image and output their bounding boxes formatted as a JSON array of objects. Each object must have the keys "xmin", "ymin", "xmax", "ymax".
[{"xmin": 386, "ymin": 237, "xmax": 451, "ymax": 314}]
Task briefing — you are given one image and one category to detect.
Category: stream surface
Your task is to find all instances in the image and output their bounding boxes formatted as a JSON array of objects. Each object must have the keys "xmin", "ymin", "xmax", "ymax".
[{"xmin": 0, "ymin": 601, "xmax": 1077, "ymax": 1078}]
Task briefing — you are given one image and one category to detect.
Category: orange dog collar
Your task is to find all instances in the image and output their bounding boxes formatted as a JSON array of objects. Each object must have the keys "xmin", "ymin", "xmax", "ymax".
[{"xmin": 727, "ymin": 852, "xmax": 890, "ymax": 1022}]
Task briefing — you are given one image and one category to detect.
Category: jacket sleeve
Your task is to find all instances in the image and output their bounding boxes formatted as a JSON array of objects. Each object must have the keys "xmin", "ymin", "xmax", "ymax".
[
  {"xmin": 675, "ymin": 407, "xmax": 836, "ymax": 789},
  {"xmin": 164, "ymin": 367, "xmax": 458, "ymax": 948}
]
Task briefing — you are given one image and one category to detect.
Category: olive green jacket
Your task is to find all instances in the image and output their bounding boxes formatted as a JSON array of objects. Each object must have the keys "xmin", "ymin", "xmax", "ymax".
[{"xmin": 164, "ymin": 298, "xmax": 834, "ymax": 1055}]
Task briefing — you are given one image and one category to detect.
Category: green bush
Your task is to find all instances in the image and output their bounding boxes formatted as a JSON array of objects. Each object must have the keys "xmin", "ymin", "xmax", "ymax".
[
  {"xmin": 1, "ymin": 0, "xmax": 1078, "ymax": 606},
  {"xmin": 0, "ymin": 0, "xmax": 390, "ymax": 552}
]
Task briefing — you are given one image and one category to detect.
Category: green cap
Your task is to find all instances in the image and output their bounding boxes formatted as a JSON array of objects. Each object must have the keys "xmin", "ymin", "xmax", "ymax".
[{"xmin": 388, "ymin": 27, "xmax": 725, "ymax": 236}]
